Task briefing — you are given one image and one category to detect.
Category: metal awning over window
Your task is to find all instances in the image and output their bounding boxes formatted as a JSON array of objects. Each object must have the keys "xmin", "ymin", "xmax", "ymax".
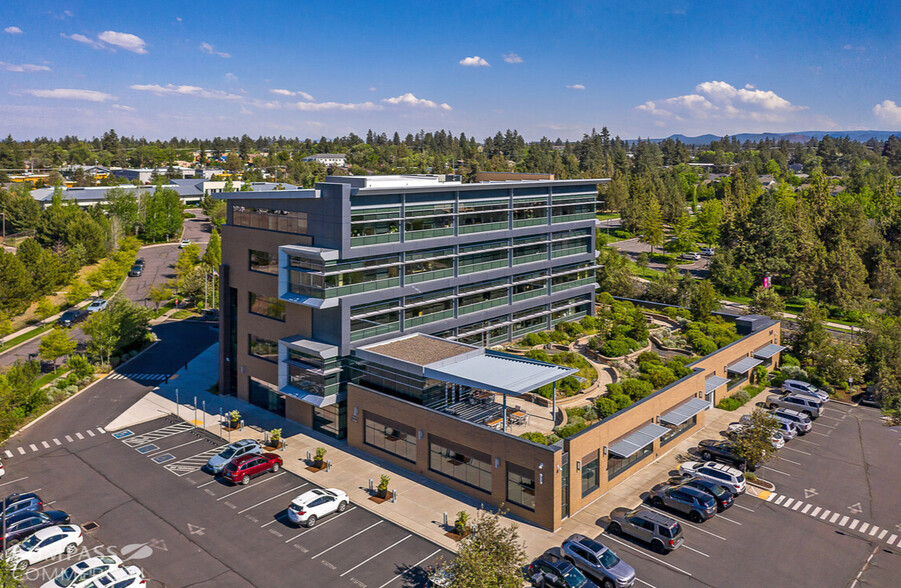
[
  {"xmin": 705, "ymin": 376, "xmax": 729, "ymax": 394},
  {"xmin": 660, "ymin": 397, "xmax": 710, "ymax": 426},
  {"xmin": 608, "ymin": 423, "xmax": 670, "ymax": 458},
  {"xmin": 753, "ymin": 344, "xmax": 786, "ymax": 360},
  {"xmin": 726, "ymin": 357, "xmax": 763, "ymax": 375}
]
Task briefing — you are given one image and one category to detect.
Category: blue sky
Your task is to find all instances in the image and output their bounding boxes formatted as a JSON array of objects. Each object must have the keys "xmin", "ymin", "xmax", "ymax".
[{"xmin": 1, "ymin": 1, "xmax": 899, "ymax": 141}]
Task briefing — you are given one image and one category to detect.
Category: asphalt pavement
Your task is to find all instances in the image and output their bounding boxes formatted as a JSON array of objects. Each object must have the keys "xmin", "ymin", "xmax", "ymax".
[{"xmin": 609, "ymin": 237, "xmax": 710, "ymax": 278}]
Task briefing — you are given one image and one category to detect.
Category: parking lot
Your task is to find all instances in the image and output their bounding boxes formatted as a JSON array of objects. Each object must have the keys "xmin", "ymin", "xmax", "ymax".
[
  {"xmin": 586, "ymin": 401, "xmax": 901, "ymax": 587},
  {"xmin": 2, "ymin": 416, "xmax": 449, "ymax": 587}
]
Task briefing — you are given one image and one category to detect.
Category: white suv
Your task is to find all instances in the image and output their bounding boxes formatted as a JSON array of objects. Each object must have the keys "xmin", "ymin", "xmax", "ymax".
[
  {"xmin": 288, "ymin": 488, "xmax": 348, "ymax": 527},
  {"xmin": 679, "ymin": 461, "xmax": 746, "ymax": 495}
]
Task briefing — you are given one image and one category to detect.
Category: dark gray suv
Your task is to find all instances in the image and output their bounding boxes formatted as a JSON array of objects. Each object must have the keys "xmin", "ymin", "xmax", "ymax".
[
  {"xmin": 561, "ymin": 534, "xmax": 635, "ymax": 588},
  {"xmin": 648, "ymin": 483, "xmax": 718, "ymax": 522},
  {"xmin": 608, "ymin": 508, "xmax": 684, "ymax": 553}
]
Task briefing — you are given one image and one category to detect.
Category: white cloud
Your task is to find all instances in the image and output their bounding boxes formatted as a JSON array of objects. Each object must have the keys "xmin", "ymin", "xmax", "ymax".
[
  {"xmin": 459, "ymin": 56, "xmax": 490, "ymax": 67},
  {"xmin": 23, "ymin": 88, "xmax": 116, "ymax": 102},
  {"xmin": 566, "ymin": 84, "xmax": 586, "ymax": 90},
  {"xmin": 97, "ymin": 31, "xmax": 148, "ymax": 54},
  {"xmin": 0, "ymin": 61, "xmax": 50, "ymax": 72},
  {"xmin": 4, "ymin": 26, "xmax": 23, "ymax": 34},
  {"xmin": 270, "ymin": 89, "xmax": 314, "ymax": 101},
  {"xmin": 176, "ymin": 17, "xmax": 183, "ymax": 22},
  {"xmin": 224, "ymin": 72, "xmax": 238, "ymax": 83},
  {"xmin": 368, "ymin": 86, "xmax": 377, "ymax": 92},
  {"xmin": 873, "ymin": 100, "xmax": 901, "ymax": 126},
  {"xmin": 129, "ymin": 84, "xmax": 242, "ymax": 100},
  {"xmin": 287, "ymin": 101, "xmax": 381, "ymax": 112},
  {"xmin": 637, "ymin": 80, "xmax": 806, "ymax": 125},
  {"xmin": 61, "ymin": 33, "xmax": 104, "ymax": 49},
  {"xmin": 200, "ymin": 42, "xmax": 231, "ymax": 58},
  {"xmin": 382, "ymin": 93, "xmax": 452, "ymax": 111},
  {"xmin": 503, "ymin": 52, "xmax": 523, "ymax": 64},
  {"xmin": 112, "ymin": 104, "xmax": 135, "ymax": 111}
]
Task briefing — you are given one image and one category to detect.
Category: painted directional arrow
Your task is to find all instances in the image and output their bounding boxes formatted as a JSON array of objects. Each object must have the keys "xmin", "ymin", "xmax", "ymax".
[
  {"xmin": 804, "ymin": 488, "xmax": 818, "ymax": 499},
  {"xmin": 187, "ymin": 523, "xmax": 205, "ymax": 536},
  {"xmin": 848, "ymin": 502, "xmax": 863, "ymax": 515}
]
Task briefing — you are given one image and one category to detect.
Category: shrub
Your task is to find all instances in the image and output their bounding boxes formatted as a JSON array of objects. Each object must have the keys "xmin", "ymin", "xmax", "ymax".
[
  {"xmin": 732, "ymin": 389, "xmax": 751, "ymax": 404},
  {"xmin": 769, "ymin": 371, "xmax": 787, "ymax": 387},
  {"xmin": 641, "ymin": 365, "xmax": 677, "ymax": 389},
  {"xmin": 717, "ymin": 397, "xmax": 743, "ymax": 411},
  {"xmin": 67, "ymin": 354, "xmax": 94, "ymax": 379},
  {"xmin": 690, "ymin": 336, "xmax": 717, "ymax": 355},
  {"xmin": 610, "ymin": 393, "xmax": 633, "ymax": 410},
  {"xmin": 595, "ymin": 397, "xmax": 619, "ymax": 418},
  {"xmin": 602, "ymin": 339, "xmax": 631, "ymax": 357},
  {"xmin": 612, "ymin": 229, "xmax": 633, "ymax": 239},
  {"xmin": 753, "ymin": 365, "xmax": 768, "ymax": 384},
  {"xmin": 621, "ymin": 378, "xmax": 654, "ymax": 401},
  {"xmin": 666, "ymin": 356, "xmax": 693, "ymax": 378},
  {"xmin": 637, "ymin": 351, "xmax": 662, "ymax": 365},
  {"xmin": 520, "ymin": 431, "xmax": 549, "ymax": 445},
  {"xmin": 547, "ymin": 433, "xmax": 562, "ymax": 444},
  {"xmin": 780, "ymin": 365, "xmax": 809, "ymax": 381},
  {"xmin": 781, "ymin": 354, "xmax": 801, "ymax": 367},
  {"xmin": 554, "ymin": 421, "xmax": 589, "ymax": 439},
  {"xmin": 566, "ymin": 416, "xmax": 586, "ymax": 429}
]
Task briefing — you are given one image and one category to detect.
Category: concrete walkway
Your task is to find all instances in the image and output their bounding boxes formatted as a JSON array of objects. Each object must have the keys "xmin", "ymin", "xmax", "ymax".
[{"xmin": 105, "ymin": 344, "xmax": 770, "ymax": 558}]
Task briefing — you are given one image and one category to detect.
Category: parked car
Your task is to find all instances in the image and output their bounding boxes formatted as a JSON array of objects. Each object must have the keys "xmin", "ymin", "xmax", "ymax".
[
  {"xmin": 57, "ymin": 309, "xmax": 89, "ymax": 327},
  {"xmin": 648, "ymin": 483, "xmax": 718, "ymax": 522},
  {"xmin": 859, "ymin": 390, "xmax": 880, "ymax": 407},
  {"xmin": 699, "ymin": 247, "xmax": 715, "ymax": 257},
  {"xmin": 288, "ymin": 488, "xmax": 349, "ymax": 527},
  {"xmin": 84, "ymin": 565, "xmax": 145, "ymax": 588},
  {"xmin": 41, "ymin": 555, "xmax": 124, "ymax": 588},
  {"xmin": 86, "ymin": 299, "xmax": 108, "ymax": 313},
  {"xmin": 697, "ymin": 439, "xmax": 761, "ymax": 472},
  {"xmin": 527, "ymin": 548, "xmax": 595, "ymax": 588},
  {"xmin": 782, "ymin": 379, "xmax": 829, "ymax": 403},
  {"xmin": 205, "ymin": 439, "xmax": 262, "ymax": 473},
  {"xmin": 766, "ymin": 393, "xmax": 823, "ymax": 418},
  {"xmin": 7, "ymin": 525, "xmax": 83, "ymax": 571},
  {"xmin": 561, "ymin": 533, "xmax": 635, "ymax": 588},
  {"xmin": 608, "ymin": 508, "xmax": 683, "ymax": 553},
  {"xmin": 179, "ymin": 239, "xmax": 192, "ymax": 248},
  {"xmin": 771, "ymin": 418, "xmax": 799, "ymax": 441},
  {"xmin": 679, "ymin": 252, "xmax": 701, "ymax": 261},
  {"xmin": 726, "ymin": 421, "xmax": 784, "ymax": 449},
  {"xmin": 2, "ymin": 492, "xmax": 43, "ymax": 516},
  {"xmin": 220, "ymin": 452, "xmax": 283, "ymax": 485},
  {"xmin": 0, "ymin": 458, "xmax": 4, "ymax": 479},
  {"xmin": 679, "ymin": 461, "xmax": 746, "ymax": 495},
  {"xmin": 128, "ymin": 264, "xmax": 143, "ymax": 277},
  {"xmin": 134, "ymin": 258, "xmax": 145, "ymax": 268},
  {"xmin": 2, "ymin": 510, "xmax": 70, "ymax": 548},
  {"xmin": 667, "ymin": 476, "xmax": 734, "ymax": 511},
  {"xmin": 772, "ymin": 408, "xmax": 812, "ymax": 434}
]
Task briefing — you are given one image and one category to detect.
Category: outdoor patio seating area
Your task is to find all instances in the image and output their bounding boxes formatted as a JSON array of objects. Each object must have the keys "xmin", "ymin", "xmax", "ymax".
[{"xmin": 440, "ymin": 388, "xmax": 553, "ymax": 434}]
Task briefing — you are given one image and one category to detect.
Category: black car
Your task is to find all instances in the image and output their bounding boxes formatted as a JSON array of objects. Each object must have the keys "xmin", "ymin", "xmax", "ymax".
[
  {"xmin": 1, "ymin": 492, "xmax": 44, "ymax": 516},
  {"xmin": 528, "ymin": 548, "xmax": 596, "ymax": 587},
  {"xmin": 1, "ymin": 510, "xmax": 69, "ymax": 547},
  {"xmin": 859, "ymin": 391, "xmax": 880, "ymax": 408},
  {"xmin": 668, "ymin": 476, "xmax": 734, "ymax": 511},
  {"xmin": 134, "ymin": 258, "xmax": 145, "ymax": 268},
  {"xmin": 128, "ymin": 264, "xmax": 143, "ymax": 277},
  {"xmin": 57, "ymin": 309, "xmax": 89, "ymax": 328},
  {"xmin": 697, "ymin": 439, "xmax": 759, "ymax": 472}
]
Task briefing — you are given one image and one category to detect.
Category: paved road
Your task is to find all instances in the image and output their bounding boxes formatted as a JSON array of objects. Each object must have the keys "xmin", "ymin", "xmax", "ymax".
[{"xmin": 610, "ymin": 237, "xmax": 710, "ymax": 278}]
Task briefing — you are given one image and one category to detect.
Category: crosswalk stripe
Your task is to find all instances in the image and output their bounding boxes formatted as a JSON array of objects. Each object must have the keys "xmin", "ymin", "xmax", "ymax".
[
  {"xmin": 834, "ymin": 514, "xmax": 844, "ymax": 524},
  {"xmin": 774, "ymin": 495, "xmax": 785, "ymax": 505},
  {"xmin": 783, "ymin": 498, "xmax": 794, "ymax": 508},
  {"xmin": 820, "ymin": 509, "xmax": 831, "ymax": 520},
  {"xmin": 888, "ymin": 534, "xmax": 898, "ymax": 545},
  {"xmin": 849, "ymin": 520, "xmax": 860, "ymax": 530},
  {"xmin": 4, "ymin": 450, "xmax": 12, "ymax": 458},
  {"xmin": 29, "ymin": 444, "xmax": 38, "ymax": 452},
  {"xmin": 869, "ymin": 526, "xmax": 880, "ymax": 537},
  {"xmin": 41, "ymin": 441, "xmax": 49, "ymax": 449},
  {"xmin": 65, "ymin": 435, "xmax": 73, "ymax": 443},
  {"xmin": 810, "ymin": 507, "xmax": 820, "ymax": 517},
  {"xmin": 17, "ymin": 447, "xmax": 25, "ymax": 455},
  {"xmin": 801, "ymin": 504, "xmax": 812, "ymax": 514},
  {"xmin": 87, "ymin": 430, "xmax": 95, "ymax": 437},
  {"xmin": 53, "ymin": 439, "xmax": 61, "ymax": 446},
  {"xmin": 792, "ymin": 501, "xmax": 803, "ymax": 511},
  {"xmin": 97, "ymin": 427, "xmax": 105, "ymax": 434},
  {"xmin": 859, "ymin": 523, "xmax": 869, "ymax": 533},
  {"xmin": 75, "ymin": 432, "xmax": 84, "ymax": 440}
]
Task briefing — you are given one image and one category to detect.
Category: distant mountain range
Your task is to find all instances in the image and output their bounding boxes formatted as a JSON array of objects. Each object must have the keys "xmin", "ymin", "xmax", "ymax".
[{"xmin": 653, "ymin": 131, "xmax": 901, "ymax": 145}]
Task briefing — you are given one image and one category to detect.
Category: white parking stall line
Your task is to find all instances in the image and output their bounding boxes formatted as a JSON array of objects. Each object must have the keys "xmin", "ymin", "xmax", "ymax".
[
  {"xmin": 197, "ymin": 479, "xmax": 219, "ymax": 489},
  {"xmin": 261, "ymin": 513, "xmax": 290, "ymax": 528},
  {"xmin": 41, "ymin": 441, "xmax": 50, "ymax": 449},
  {"xmin": 238, "ymin": 484, "xmax": 308, "ymax": 514},
  {"xmin": 377, "ymin": 548, "xmax": 444, "ymax": 588},
  {"xmin": 859, "ymin": 523, "xmax": 869, "ymax": 534},
  {"xmin": 600, "ymin": 533, "xmax": 693, "ymax": 577},
  {"xmin": 780, "ymin": 457, "xmax": 802, "ymax": 466},
  {"xmin": 311, "ymin": 521, "xmax": 383, "ymax": 560},
  {"xmin": 888, "ymin": 534, "xmax": 897, "ymax": 545},
  {"xmin": 792, "ymin": 501, "xmax": 803, "ymax": 511},
  {"xmin": 284, "ymin": 507, "xmax": 357, "ymax": 542},
  {"xmin": 148, "ymin": 437, "xmax": 204, "ymax": 457},
  {"xmin": 645, "ymin": 507, "xmax": 726, "ymax": 540},
  {"xmin": 65, "ymin": 435, "xmax": 73, "ymax": 443},
  {"xmin": 216, "ymin": 472, "xmax": 286, "ymax": 501},
  {"xmin": 823, "ymin": 407, "xmax": 847, "ymax": 416},
  {"xmin": 774, "ymin": 495, "xmax": 786, "ymax": 505},
  {"xmin": 123, "ymin": 422, "xmax": 195, "ymax": 447},
  {"xmin": 75, "ymin": 432, "xmax": 84, "ymax": 440},
  {"xmin": 849, "ymin": 519, "xmax": 860, "ymax": 530},
  {"xmin": 734, "ymin": 503, "xmax": 756, "ymax": 512},
  {"xmin": 796, "ymin": 438, "xmax": 820, "ymax": 446},
  {"xmin": 817, "ymin": 414, "xmax": 843, "ymax": 421},
  {"xmin": 29, "ymin": 444, "xmax": 38, "ymax": 452},
  {"xmin": 52, "ymin": 439, "xmax": 61, "ymax": 446},
  {"xmin": 810, "ymin": 507, "xmax": 821, "ymax": 517},
  {"xmin": 3, "ymin": 450, "xmax": 12, "ymax": 458},
  {"xmin": 801, "ymin": 504, "xmax": 812, "ymax": 514},
  {"xmin": 635, "ymin": 580, "xmax": 658, "ymax": 588},
  {"xmin": 809, "ymin": 431, "xmax": 830, "ymax": 437},
  {"xmin": 716, "ymin": 513, "xmax": 742, "ymax": 525},
  {"xmin": 682, "ymin": 544, "xmax": 709, "ymax": 557},
  {"xmin": 0, "ymin": 476, "xmax": 28, "ymax": 487},
  {"xmin": 87, "ymin": 429, "xmax": 96, "ymax": 437},
  {"xmin": 816, "ymin": 422, "xmax": 837, "ymax": 429},
  {"xmin": 17, "ymin": 447, "xmax": 25, "ymax": 455},
  {"xmin": 783, "ymin": 446, "xmax": 812, "ymax": 456},
  {"xmin": 340, "ymin": 535, "xmax": 411, "ymax": 578},
  {"xmin": 762, "ymin": 465, "xmax": 791, "ymax": 477},
  {"xmin": 782, "ymin": 498, "xmax": 794, "ymax": 509},
  {"xmin": 820, "ymin": 509, "xmax": 831, "ymax": 520}
]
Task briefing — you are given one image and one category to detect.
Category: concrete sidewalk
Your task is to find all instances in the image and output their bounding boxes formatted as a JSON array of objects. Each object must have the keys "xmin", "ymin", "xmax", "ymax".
[{"xmin": 105, "ymin": 343, "xmax": 769, "ymax": 558}]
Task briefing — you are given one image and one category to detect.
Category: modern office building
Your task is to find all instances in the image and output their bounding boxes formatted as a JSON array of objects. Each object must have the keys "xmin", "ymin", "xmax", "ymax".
[{"xmin": 216, "ymin": 173, "xmax": 784, "ymax": 530}]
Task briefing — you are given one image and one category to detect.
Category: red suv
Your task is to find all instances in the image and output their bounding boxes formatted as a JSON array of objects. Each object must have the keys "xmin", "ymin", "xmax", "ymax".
[{"xmin": 221, "ymin": 453, "xmax": 283, "ymax": 485}]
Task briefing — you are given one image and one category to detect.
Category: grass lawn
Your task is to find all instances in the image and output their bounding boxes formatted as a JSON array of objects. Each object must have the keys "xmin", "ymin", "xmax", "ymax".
[
  {"xmin": 1, "ymin": 322, "xmax": 53, "ymax": 350},
  {"xmin": 596, "ymin": 212, "xmax": 620, "ymax": 220}
]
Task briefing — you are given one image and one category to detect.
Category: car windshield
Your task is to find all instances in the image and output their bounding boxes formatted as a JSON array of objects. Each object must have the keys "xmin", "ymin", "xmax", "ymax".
[
  {"xmin": 706, "ymin": 484, "xmax": 727, "ymax": 498},
  {"xmin": 55, "ymin": 567, "xmax": 80, "ymax": 587},
  {"xmin": 224, "ymin": 462, "xmax": 237, "ymax": 472},
  {"xmin": 220, "ymin": 448, "xmax": 236, "ymax": 459},
  {"xmin": 20, "ymin": 534, "xmax": 41, "ymax": 550},
  {"xmin": 598, "ymin": 549, "xmax": 621, "ymax": 569},
  {"xmin": 563, "ymin": 566, "xmax": 587, "ymax": 586}
]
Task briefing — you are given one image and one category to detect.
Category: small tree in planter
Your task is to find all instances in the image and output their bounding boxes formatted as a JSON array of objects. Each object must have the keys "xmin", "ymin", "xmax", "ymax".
[
  {"xmin": 314, "ymin": 447, "xmax": 327, "ymax": 468},
  {"xmin": 228, "ymin": 409, "xmax": 241, "ymax": 428},
  {"xmin": 269, "ymin": 428, "xmax": 282, "ymax": 448},
  {"xmin": 454, "ymin": 511, "xmax": 470, "ymax": 538},
  {"xmin": 377, "ymin": 474, "xmax": 390, "ymax": 499}
]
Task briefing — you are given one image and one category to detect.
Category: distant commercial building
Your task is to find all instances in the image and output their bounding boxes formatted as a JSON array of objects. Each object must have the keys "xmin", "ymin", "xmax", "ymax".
[
  {"xmin": 474, "ymin": 172, "xmax": 556, "ymax": 182},
  {"xmin": 300, "ymin": 153, "xmax": 347, "ymax": 167}
]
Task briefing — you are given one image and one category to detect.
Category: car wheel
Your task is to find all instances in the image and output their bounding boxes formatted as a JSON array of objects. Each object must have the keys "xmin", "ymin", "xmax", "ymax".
[
  {"xmin": 65, "ymin": 542, "xmax": 78, "ymax": 555},
  {"xmin": 305, "ymin": 515, "xmax": 317, "ymax": 528},
  {"xmin": 604, "ymin": 579, "xmax": 616, "ymax": 588},
  {"xmin": 689, "ymin": 511, "xmax": 703, "ymax": 523},
  {"xmin": 608, "ymin": 522, "xmax": 622, "ymax": 535},
  {"xmin": 271, "ymin": 462, "xmax": 280, "ymax": 473},
  {"xmin": 803, "ymin": 411, "xmax": 812, "ymax": 418},
  {"xmin": 701, "ymin": 451, "xmax": 712, "ymax": 460},
  {"xmin": 337, "ymin": 501, "xmax": 348, "ymax": 513},
  {"xmin": 240, "ymin": 475, "xmax": 250, "ymax": 485},
  {"xmin": 652, "ymin": 540, "xmax": 667, "ymax": 554},
  {"xmin": 651, "ymin": 496, "xmax": 664, "ymax": 508}
]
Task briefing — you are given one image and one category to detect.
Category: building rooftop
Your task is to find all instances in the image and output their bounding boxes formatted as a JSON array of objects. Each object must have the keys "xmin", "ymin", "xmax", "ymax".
[{"xmin": 362, "ymin": 333, "xmax": 473, "ymax": 366}]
